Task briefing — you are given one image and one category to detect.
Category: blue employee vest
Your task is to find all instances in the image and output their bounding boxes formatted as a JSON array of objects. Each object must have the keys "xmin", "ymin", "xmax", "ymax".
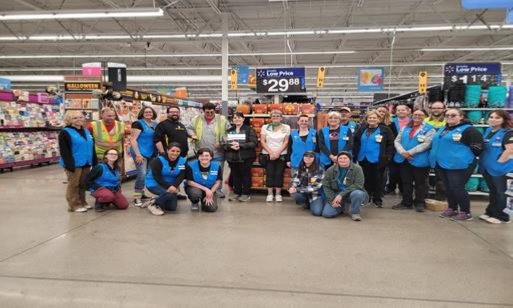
[
  {"xmin": 320, "ymin": 126, "xmax": 349, "ymax": 166},
  {"xmin": 479, "ymin": 128, "xmax": 513, "ymax": 176},
  {"xmin": 358, "ymin": 127, "xmax": 382, "ymax": 164},
  {"xmin": 290, "ymin": 129, "xmax": 317, "ymax": 169},
  {"xmin": 59, "ymin": 127, "xmax": 94, "ymax": 168},
  {"xmin": 392, "ymin": 117, "xmax": 411, "ymax": 133},
  {"xmin": 188, "ymin": 160, "xmax": 221, "ymax": 189},
  {"xmin": 430, "ymin": 124, "xmax": 474, "ymax": 170},
  {"xmin": 393, "ymin": 124, "xmax": 434, "ymax": 167},
  {"xmin": 130, "ymin": 119, "xmax": 156, "ymax": 159},
  {"xmin": 345, "ymin": 121, "xmax": 358, "ymax": 133},
  {"xmin": 94, "ymin": 163, "xmax": 120, "ymax": 189},
  {"xmin": 146, "ymin": 156, "xmax": 186, "ymax": 188}
]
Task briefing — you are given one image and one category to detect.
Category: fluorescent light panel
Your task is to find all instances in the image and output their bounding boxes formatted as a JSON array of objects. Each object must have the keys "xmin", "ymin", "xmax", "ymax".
[{"xmin": 0, "ymin": 8, "xmax": 163, "ymax": 21}]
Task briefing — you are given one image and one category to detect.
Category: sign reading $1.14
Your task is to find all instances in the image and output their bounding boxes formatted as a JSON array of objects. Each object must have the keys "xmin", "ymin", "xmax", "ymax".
[{"xmin": 256, "ymin": 67, "xmax": 306, "ymax": 93}]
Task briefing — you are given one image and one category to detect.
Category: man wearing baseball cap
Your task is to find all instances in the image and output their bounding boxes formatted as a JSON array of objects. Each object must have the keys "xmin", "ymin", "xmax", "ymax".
[{"xmin": 340, "ymin": 107, "xmax": 359, "ymax": 134}]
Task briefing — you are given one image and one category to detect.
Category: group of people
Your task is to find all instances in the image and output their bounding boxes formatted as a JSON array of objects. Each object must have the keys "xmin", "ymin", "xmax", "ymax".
[{"xmin": 58, "ymin": 101, "xmax": 512, "ymax": 224}]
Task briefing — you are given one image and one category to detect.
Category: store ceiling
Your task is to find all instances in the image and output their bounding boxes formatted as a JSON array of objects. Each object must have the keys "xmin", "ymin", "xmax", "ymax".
[{"xmin": 0, "ymin": 0, "xmax": 512, "ymax": 100}]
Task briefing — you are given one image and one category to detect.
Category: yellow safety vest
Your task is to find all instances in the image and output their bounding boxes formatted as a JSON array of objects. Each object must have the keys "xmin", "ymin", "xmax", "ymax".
[
  {"xmin": 424, "ymin": 117, "xmax": 446, "ymax": 129},
  {"xmin": 192, "ymin": 114, "xmax": 227, "ymax": 145},
  {"xmin": 91, "ymin": 120, "xmax": 125, "ymax": 157}
]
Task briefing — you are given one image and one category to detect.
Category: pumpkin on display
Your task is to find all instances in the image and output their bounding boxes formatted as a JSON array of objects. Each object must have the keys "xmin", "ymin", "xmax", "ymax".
[
  {"xmin": 236, "ymin": 103, "xmax": 251, "ymax": 114},
  {"xmin": 283, "ymin": 103, "xmax": 298, "ymax": 115}
]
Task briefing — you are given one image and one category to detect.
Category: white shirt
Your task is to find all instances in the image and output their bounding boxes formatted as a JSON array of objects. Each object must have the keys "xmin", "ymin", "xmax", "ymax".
[{"xmin": 262, "ymin": 124, "xmax": 290, "ymax": 155}]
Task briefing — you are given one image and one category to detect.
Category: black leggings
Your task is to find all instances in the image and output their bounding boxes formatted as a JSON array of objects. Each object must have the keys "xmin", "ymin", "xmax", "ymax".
[
  {"xmin": 228, "ymin": 159, "xmax": 254, "ymax": 195},
  {"xmin": 266, "ymin": 157, "xmax": 286, "ymax": 188},
  {"xmin": 359, "ymin": 160, "xmax": 386, "ymax": 203}
]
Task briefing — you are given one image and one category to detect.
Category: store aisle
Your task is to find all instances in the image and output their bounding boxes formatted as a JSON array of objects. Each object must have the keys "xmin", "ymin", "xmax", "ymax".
[{"xmin": 0, "ymin": 165, "xmax": 512, "ymax": 307}]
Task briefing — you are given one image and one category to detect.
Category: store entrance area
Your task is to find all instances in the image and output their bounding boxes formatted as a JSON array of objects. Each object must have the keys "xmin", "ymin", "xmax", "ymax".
[{"xmin": 0, "ymin": 165, "xmax": 511, "ymax": 307}]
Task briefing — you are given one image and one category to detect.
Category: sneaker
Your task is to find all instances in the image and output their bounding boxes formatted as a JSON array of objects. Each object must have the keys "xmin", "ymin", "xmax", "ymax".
[
  {"xmin": 191, "ymin": 202, "xmax": 200, "ymax": 211},
  {"xmin": 392, "ymin": 203, "xmax": 412, "ymax": 210},
  {"xmin": 266, "ymin": 194, "xmax": 274, "ymax": 202},
  {"xmin": 439, "ymin": 208, "xmax": 458, "ymax": 218},
  {"xmin": 134, "ymin": 199, "xmax": 144, "ymax": 207},
  {"xmin": 228, "ymin": 194, "xmax": 240, "ymax": 202},
  {"xmin": 239, "ymin": 195, "xmax": 251, "ymax": 202},
  {"xmin": 275, "ymin": 194, "xmax": 283, "ymax": 202},
  {"xmin": 485, "ymin": 217, "xmax": 502, "ymax": 224},
  {"xmin": 351, "ymin": 214, "xmax": 362, "ymax": 221},
  {"xmin": 141, "ymin": 194, "xmax": 151, "ymax": 200},
  {"xmin": 94, "ymin": 204, "xmax": 106, "ymax": 212},
  {"xmin": 373, "ymin": 200, "xmax": 383, "ymax": 208},
  {"xmin": 217, "ymin": 190, "xmax": 226, "ymax": 199},
  {"xmin": 415, "ymin": 204, "xmax": 425, "ymax": 213},
  {"xmin": 479, "ymin": 214, "xmax": 491, "ymax": 221},
  {"xmin": 84, "ymin": 204, "xmax": 93, "ymax": 210},
  {"xmin": 73, "ymin": 207, "xmax": 88, "ymax": 213},
  {"xmin": 141, "ymin": 197, "xmax": 156, "ymax": 208},
  {"xmin": 451, "ymin": 212, "xmax": 473, "ymax": 221},
  {"xmin": 148, "ymin": 204, "xmax": 164, "ymax": 216}
]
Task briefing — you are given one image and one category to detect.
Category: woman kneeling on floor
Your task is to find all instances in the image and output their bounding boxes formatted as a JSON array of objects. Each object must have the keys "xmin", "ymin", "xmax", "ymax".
[
  {"xmin": 321, "ymin": 151, "xmax": 368, "ymax": 221},
  {"xmin": 86, "ymin": 148, "xmax": 128, "ymax": 212},
  {"xmin": 289, "ymin": 151, "xmax": 325, "ymax": 216},
  {"xmin": 288, "ymin": 151, "xmax": 325, "ymax": 216},
  {"xmin": 185, "ymin": 147, "xmax": 223, "ymax": 212},
  {"xmin": 145, "ymin": 142, "xmax": 187, "ymax": 216}
]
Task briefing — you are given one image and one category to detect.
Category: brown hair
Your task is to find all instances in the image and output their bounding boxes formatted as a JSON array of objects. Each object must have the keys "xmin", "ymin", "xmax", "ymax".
[
  {"xmin": 103, "ymin": 148, "xmax": 121, "ymax": 168},
  {"xmin": 376, "ymin": 106, "xmax": 392, "ymax": 125},
  {"xmin": 490, "ymin": 109, "xmax": 513, "ymax": 128},
  {"xmin": 364, "ymin": 110, "xmax": 381, "ymax": 123},
  {"xmin": 407, "ymin": 109, "xmax": 428, "ymax": 128}
]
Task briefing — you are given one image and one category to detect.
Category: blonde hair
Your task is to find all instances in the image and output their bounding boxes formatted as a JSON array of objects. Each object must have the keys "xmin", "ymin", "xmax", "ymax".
[
  {"xmin": 364, "ymin": 110, "xmax": 381, "ymax": 122},
  {"xmin": 100, "ymin": 107, "xmax": 115, "ymax": 115},
  {"xmin": 270, "ymin": 109, "xmax": 283, "ymax": 117},
  {"xmin": 63, "ymin": 110, "xmax": 84, "ymax": 126},
  {"xmin": 327, "ymin": 111, "xmax": 341, "ymax": 119},
  {"xmin": 375, "ymin": 106, "xmax": 392, "ymax": 125}
]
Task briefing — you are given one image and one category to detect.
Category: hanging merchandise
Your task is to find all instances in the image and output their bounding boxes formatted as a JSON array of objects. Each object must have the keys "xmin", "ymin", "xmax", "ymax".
[
  {"xmin": 428, "ymin": 86, "xmax": 444, "ymax": 103},
  {"xmin": 464, "ymin": 84, "xmax": 482, "ymax": 107},
  {"xmin": 488, "ymin": 86, "xmax": 507, "ymax": 108},
  {"xmin": 466, "ymin": 111, "xmax": 482, "ymax": 124},
  {"xmin": 447, "ymin": 83, "xmax": 466, "ymax": 107}
]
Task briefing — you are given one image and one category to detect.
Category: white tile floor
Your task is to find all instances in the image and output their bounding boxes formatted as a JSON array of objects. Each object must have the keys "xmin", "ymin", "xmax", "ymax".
[{"xmin": 0, "ymin": 164, "xmax": 512, "ymax": 307}]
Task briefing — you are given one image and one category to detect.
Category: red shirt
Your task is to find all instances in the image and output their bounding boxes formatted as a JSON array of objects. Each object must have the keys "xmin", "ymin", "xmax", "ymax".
[
  {"xmin": 86, "ymin": 121, "xmax": 117, "ymax": 134},
  {"xmin": 409, "ymin": 125, "xmax": 421, "ymax": 139}
]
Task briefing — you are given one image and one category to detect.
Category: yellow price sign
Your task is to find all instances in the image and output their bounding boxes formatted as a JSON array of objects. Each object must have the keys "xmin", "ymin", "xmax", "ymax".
[
  {"xmin": 230, "ymin": 69, "xmax": 238, "ymax": 90},
  {"xmin": 419, "ymin": 71, "xmax": 428, "ymax": 94},
  {"xmin": 317, "ymin": 66, "xmax": 326, "ymax": 89}
]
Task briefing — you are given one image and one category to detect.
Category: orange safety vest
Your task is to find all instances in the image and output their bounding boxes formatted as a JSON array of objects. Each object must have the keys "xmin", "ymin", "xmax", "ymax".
[{"xmin": 91, "ymin": 120, "xmax": 125, "ymax": 157}]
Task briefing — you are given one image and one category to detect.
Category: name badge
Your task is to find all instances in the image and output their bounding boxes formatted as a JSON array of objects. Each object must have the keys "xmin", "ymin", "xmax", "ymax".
[
  {"xmin": 375, "ymin": 134, "xmax": 383, "ymax": 143},
  {"xmin": 350, "ymin": 128, "xmax": 355, "ymax": 133},
  {"xmin": 312, "ymin": 137, "xmax": 316, "ymax": 143},
  {"xmin": 452, "ymin": 133, "xmax": 462, "ymax": 142},
  {"xmin": 417, "ymin": 135, "xmax": 425, "ymax": 143},
  {"xmin": 492, "ymin": 142, "xmax": 502, "ymax": 147},
  {"xmin": 210, "ymin": 171, "xmax": 218, "ymax": 176},
  {"xmin": 484, "ymin": 139, "xmax": 490, "ymax": 143}
]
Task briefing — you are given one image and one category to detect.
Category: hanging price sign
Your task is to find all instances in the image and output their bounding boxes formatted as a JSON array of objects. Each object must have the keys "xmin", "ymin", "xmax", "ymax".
[
  {"xmin": 256, "ymin": 67, "xmax": 306, "ymax": 93},
  {"xmin": 443, "ymin": 62, "xmax": 501, "ymax": 90}
]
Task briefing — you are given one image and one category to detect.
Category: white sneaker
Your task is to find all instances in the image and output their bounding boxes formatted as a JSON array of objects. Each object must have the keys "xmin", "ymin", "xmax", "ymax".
[
  {"xmin": 148, "ymin": 204, "xmax": 164, "ymax": 216},
  {"xmin": 73, "ymin": 207, "xmax": 88, "ymax": 213},
  {"xmin": 275, "ymin": 194, "xmax": 283, "ymax": 202},
  {"xmin": 479, "ymin": 214, "xmax": 490, "ymax": 221},
  {"xmin": 266, "ymin": 194, "xmax": 274, "ymax": 202},
  {"xmin": 141, "ymin": 197, "xmax": 156, "ymax": 208},
  {"xmin": 84, "ymin": 204, "xmax": 93, "ymax": 210}
]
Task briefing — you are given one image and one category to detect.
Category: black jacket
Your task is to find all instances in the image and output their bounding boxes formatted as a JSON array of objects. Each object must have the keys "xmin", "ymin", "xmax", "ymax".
[
  {"xmin": 153, "ymin": 118, "xmax": 189, "ymax": 156},
  {"xmin": 353, "ymin": 124, "xmax": 394, "ymax": 168},
  {"xmin": 222, "ymin": 125, "xmax": 258, "ymax": 162},
  {"xmin": 58, "ymin": 126, "xmax": 98, "ymax": 172}
]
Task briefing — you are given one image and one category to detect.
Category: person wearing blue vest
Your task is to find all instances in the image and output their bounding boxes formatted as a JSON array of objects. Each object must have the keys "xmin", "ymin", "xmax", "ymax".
[
  {"xmin": 339, "ymin": 106, "xmax": 360, "ymax": 134},
  {"xmin": 287, "ymin": 151, "xmax": 325, "ymax": 215},
  {"xmin": 430, "ymin": 108, "xmax": 484, "ymax": 221},
  {"xmin": 144, "ymin": 143, "xmax": 187, "ymax": 216},
  {"xmin": 130, "ymin": 106, "xmax": 158, "ymax": 207},
  {"xmin": 354, "ymin": 111, "xmax": 394, "ymax": 208},
  {"xmin": 185, "ymin": 147, "xmax": 223, "ymax": 212},
  {"xmin": 321, "ymin": 151, "xmax": 368, "ymax": 221},
  {"xmin": 86, "ymin": 149, "xmax": 128, "ymax": 212},
  {"xmin": 393, "ymin": 109, "xmax": 436, "ymax": 212},
  {"xmin": 385, "ymin": 104, "xmax": 411, "ymax": 195},
  {"xmin": 286, "ymin": 114, "xmax": 317, "ymax": 175},
  {"xmin": 58, "ymin": 111, "xmax": 97, "ymax": 213},
  {"xmin": 479, "ymin": 110, "xmax": 513, "ymax": 224},
  {"xmin": 317, "ymin": 111, "xmax": 352, "ymax": 169}
]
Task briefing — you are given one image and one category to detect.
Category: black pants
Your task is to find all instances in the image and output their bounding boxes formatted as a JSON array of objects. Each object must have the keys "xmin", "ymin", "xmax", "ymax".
[
  {"xmin": 386, "ymin": 161, "xmax": 403, "ymax": 193},
  {"xmin": 266, "ymin": 157, "xmax": 286, "ymax": 188},
  {"xmin": 436, "ymin": 162, "xmax": 475, "ymax": 214},
  {"xmin": 228, "ymin": 159, "xmax": 254, "ymax": 195},
  {"xmin": 400, "ymin": 162, "xmax": 430, "ymax": 207},
  {"xmin": 483, "ymin": 171, "xmax": 510, "ymax": 222},
  {"xmin": 360, "ymin": 160, "xmax": 386, "ymax": 203}
]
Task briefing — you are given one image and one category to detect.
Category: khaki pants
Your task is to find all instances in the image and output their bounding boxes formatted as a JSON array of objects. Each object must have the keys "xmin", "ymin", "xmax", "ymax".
[{"xmin": 65, "ymin": 167, "xmax": 90, "ymax": 211}]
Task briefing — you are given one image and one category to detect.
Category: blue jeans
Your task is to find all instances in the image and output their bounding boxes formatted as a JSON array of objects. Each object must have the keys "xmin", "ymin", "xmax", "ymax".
[
  {"xmin": 291, "ymin": 192, "xmax": 324, "ymax": 216},
  {"xmin": 322, "ymin": 190, "xmax": 367, "ymax": 218},
  {"xmin": 131, "ymin": 153, "xmax": 149, "ymax": 196},
  {"xmin": 147, "ymin": 185, "xmax": 178, "ymax": 211},
  {"xmin": 212, "ymin": 156, "xmax": 225, "ymax": 193},
  {"xmin": 436, "ymin": 162, "xmax": 475, "ymax": 214},
  {"xmin": 483, "ymin": 171, "xmax": 510, "ymax": 222}
]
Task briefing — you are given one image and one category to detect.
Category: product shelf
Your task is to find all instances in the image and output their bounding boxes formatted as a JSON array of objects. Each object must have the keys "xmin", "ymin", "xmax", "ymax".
[{"xmin": 0, "ymin": 156, "xmax": 59, "ymax": 170}]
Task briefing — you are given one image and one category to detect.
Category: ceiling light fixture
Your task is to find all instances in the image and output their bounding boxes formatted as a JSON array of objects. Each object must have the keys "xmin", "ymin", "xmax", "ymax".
[
  {"xmin": 0, "ymin": 8, "xmax": 164, "ymax": 21},
  {"xmin": 420, "ymin": 47, "xmax": 513, "ymax": 51}
]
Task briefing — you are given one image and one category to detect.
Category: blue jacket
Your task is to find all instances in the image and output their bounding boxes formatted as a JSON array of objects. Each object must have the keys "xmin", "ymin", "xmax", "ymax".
[
  {"xmin": 88, "ymin": 163, "xmax": 121, "ymax": 192},
  {"xmin": 130, "ymin": 119, "xmax": 156, "ymax": 159},
  {"xmin": 357, "ymin": 127, "xmax": 382, "ymax": 164},
  {"xmin": 479, "ymin": 128, "xmax": 513, "ymax": 176},
  {"xmin": 430, "ymin": 124, "xmax": 475, "ymax": 169},
  {"xmin": 290, "ymin": 129, "xmax": 317, "ymax": 169}
]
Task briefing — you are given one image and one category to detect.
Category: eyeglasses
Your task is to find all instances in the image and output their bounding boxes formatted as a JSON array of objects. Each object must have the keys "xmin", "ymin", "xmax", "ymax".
[
  {"xmin": 204, "ymin": 111, "xmax": 215, "ymax": 114},
  {"xmin": 445, "ymin": 114, "xmax": 459, "ymax": 118}
]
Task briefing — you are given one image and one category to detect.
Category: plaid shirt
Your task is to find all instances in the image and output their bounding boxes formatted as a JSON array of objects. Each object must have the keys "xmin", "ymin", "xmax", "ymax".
[{"xmin": 289, "ymin": 166, "xmax": 325, "ymax": 201}]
